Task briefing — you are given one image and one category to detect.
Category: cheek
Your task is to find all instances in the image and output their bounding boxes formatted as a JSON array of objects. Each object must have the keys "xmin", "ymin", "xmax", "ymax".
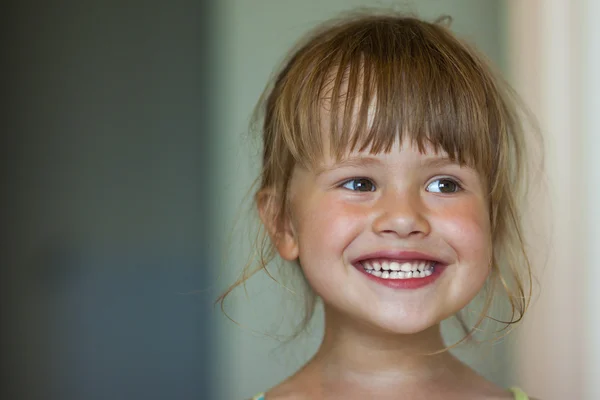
[
  {"xmin": 294, "ymin": 196, "xmax": 364, "ymax": 251},
  {"xmin": 291, "ymin": 196, "xmax": 366, "ymax": 290},
  {"xmin": 436, "ymin": 199, "xmax": 492, "ymax": 262}
]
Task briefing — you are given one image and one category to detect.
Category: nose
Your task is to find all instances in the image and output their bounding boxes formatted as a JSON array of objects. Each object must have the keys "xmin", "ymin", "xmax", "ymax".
[{"xmin": 371, "ymin": 189, "xmax": 431, "ymax": 238}]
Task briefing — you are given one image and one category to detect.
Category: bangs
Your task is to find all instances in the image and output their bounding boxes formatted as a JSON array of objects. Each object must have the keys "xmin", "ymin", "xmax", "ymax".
[{"xmin": 270, "ymin": 16, "xmax": 506, "ymax": 177}]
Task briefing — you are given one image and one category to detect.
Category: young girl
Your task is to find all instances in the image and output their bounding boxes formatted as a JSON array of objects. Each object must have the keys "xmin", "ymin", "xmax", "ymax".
[{"xmin": 221, "ymin": 10, "xmax": 539, "ymax": 400}]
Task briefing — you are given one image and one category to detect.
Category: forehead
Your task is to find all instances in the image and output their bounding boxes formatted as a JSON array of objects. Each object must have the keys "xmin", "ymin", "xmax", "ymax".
[
  {"xmin": 312, "ymin": 83, "xmax": 456, "ymax": 169},
  {"xmin": 314, "ymin": 134, "xmax": 452, "ymax": 169},
  {"xmin": 300, "ymin": 61, "xmax": 487, "ymax": 174}
]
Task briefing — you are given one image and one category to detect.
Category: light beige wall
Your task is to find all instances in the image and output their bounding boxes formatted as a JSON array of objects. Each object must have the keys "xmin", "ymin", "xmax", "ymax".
[
  {"xmin": 582, "ymin": 1, "xmax": 600, "ymax": 396},
  {"xmin": 508, "ymin": 0, "xmax": 600, "ymax": 399},
  {"xmin": 213, "ymin": 2, "xmax": 510, "ymax": 399}
]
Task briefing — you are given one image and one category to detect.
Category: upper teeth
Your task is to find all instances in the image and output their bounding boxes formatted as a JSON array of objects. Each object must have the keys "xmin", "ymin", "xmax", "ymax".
[{"xmin": 361, "ymin": 260, "xmax": 434, "ymax": 273}]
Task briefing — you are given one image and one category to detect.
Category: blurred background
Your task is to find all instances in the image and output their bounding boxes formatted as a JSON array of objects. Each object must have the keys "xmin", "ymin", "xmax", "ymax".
[{"xmin": 2, "ymin": 1, "xmax": 598, "ymax": 399}]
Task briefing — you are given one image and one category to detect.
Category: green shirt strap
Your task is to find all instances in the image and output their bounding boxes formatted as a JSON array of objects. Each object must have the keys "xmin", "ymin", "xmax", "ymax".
[{"xmin": 510, "ymin": 387, "xmax": 529, "ymax": 400}]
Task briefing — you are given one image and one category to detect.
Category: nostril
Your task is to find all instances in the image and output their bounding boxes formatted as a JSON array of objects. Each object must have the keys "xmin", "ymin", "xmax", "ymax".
[
  {"xmin": 379, "ymin": 228, "xmax": 426, "ymax": 236},
  {"xmin": 372, "ymin": 211, "xmax": 431, "ymax": 237}
]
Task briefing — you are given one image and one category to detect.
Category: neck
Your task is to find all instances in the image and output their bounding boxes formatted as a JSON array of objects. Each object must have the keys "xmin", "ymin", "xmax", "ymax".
[{"xmin": 306, "ymin": 306, "xmax": 469, "ymax": 395}]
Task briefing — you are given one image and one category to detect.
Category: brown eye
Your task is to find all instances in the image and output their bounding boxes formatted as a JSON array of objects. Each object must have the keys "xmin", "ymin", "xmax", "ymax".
[
  {"xmin": 341, "ymin": 178, "xmax": 376, "ymax": 192},
  {"xmin": 426, "ymin": 178, "xmax": 461, "ymax": 193}
]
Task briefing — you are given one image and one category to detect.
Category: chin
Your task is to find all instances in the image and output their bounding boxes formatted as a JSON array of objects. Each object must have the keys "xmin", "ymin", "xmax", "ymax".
[
  {"xmin": 354, "ymin": 308, "xmax": 445, "ymax": 336},
  {"xmin": 375, "ymin": 319, "xmax": 441, "ymax": 336}
]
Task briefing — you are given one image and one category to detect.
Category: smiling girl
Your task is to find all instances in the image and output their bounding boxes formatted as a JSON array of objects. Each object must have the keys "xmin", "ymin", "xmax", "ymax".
[{"xmin": 220, "ymin": 10, "xmax": 539, "ymax": 400}]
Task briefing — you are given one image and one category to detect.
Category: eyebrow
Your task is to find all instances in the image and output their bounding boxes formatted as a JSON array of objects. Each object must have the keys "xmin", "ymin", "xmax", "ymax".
[
  {"xmin": 314, "ymin": 155, "xmax": 461, "ymax": 176},
  {"xmin": 419, "ymin": 156, "xmax": 459, "ymax": 169},
  {"xmin": 315, "ymin": 156, "xmax": 383, "ymax": 176}
]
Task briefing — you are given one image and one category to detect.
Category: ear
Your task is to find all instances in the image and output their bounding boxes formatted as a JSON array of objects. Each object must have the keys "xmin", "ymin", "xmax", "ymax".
[{"xmin": 256, "ymin": 188, "xmax": 299, "ymax": 261}]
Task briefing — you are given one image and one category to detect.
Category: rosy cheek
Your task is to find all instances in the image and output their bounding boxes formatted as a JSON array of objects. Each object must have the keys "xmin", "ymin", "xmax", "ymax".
[
  {"xmin": 438, "ymin": 201, "xmax": 491, "ymax": 256},
  {"xmin": 295, "ymin": 196, "xmax": 364, "ymax": 250},
  {"xmin": 438, "ymin": 194, "xmax": 488, "ymax": 223}
]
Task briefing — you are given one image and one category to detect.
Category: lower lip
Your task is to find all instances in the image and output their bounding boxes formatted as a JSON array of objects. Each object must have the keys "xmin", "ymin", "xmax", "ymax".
[{"xmin": 356, "ymin": 264, "xmax": 446, "ymax": 289}]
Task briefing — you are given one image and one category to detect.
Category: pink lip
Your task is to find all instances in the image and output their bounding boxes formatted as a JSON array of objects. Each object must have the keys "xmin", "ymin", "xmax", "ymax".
[{"xmin": 351, "ymin": 250, "xmax": 448, "ymax": 290}]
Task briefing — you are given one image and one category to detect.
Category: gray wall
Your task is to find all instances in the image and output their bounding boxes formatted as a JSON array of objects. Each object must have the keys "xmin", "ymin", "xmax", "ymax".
[
  {"xmin": 3, "ymin": 1, "xmax": 218, "ymax": 399},
  {"xmin": 213, "ymin": 1, "xmax": 512, "ymax": 399}
]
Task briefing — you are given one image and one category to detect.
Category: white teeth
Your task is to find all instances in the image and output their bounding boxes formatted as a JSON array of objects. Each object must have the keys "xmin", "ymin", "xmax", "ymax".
[
  {"xmin": 361, "ymin": 261, "xmax": 436, "ymax": 279},
  {"xmin": 389, "ymin": 262, "xmax": 400, "ymax": 271}
]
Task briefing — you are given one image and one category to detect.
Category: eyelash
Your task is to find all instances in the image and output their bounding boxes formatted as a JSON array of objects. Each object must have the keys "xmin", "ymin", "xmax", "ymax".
[
  {"xmin": 339, "ymin": 177, "xmax": 376, "ymax": 192},
  {"xmin": 426, "ymin": 177, "xmax": 463, "ymax": 194},
  {"xmin": 338, "ymin": 176, "xmax": 464, "ymax": 193}
]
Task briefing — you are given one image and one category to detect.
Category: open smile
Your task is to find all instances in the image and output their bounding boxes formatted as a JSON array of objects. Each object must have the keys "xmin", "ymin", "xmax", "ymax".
[
  {"xmin": 351, "ymin": 251, "xmax": 447, "ymax": 289},
  {"xmin": 361, "ymin": 259, "xmax": 435, "ymax": 279}
]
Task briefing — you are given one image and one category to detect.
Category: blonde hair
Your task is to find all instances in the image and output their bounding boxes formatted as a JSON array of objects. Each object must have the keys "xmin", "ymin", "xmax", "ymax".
[{"xmin": 218, "ymin": 11, "xmax": 540, "ymax": 345}]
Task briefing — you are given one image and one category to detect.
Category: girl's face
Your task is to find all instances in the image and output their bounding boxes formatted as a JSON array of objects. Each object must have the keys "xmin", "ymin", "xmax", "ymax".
[{"xmin": 275, "ymin": 140, "xmax": 492, "ymax": 334}]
